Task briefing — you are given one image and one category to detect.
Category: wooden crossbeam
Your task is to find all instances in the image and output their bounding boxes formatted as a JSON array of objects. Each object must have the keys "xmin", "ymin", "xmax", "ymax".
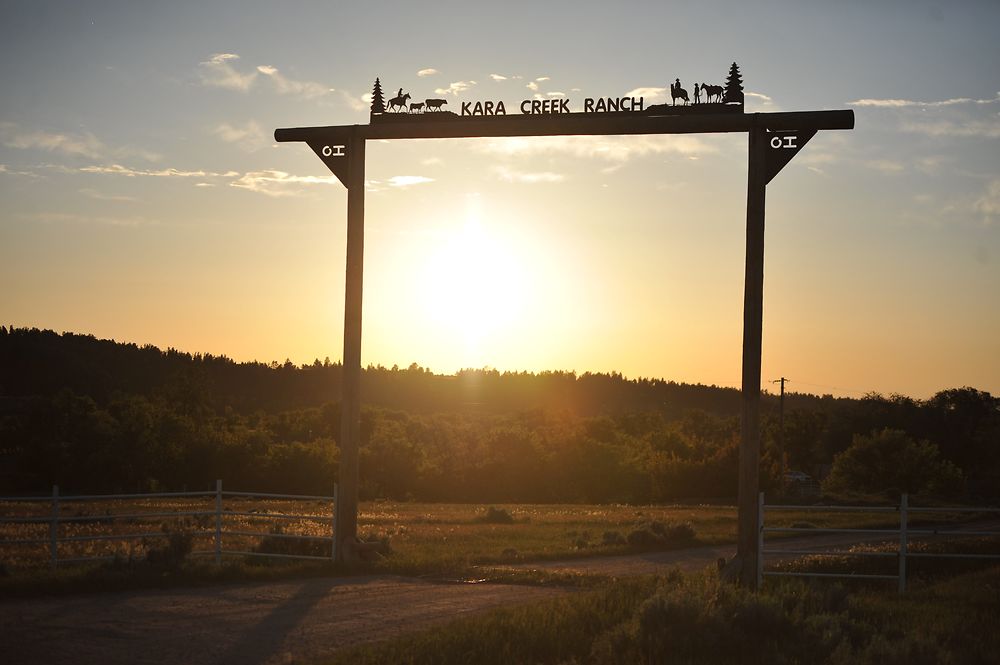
[{"xmin": 275, "ymin": 110, "xmax": 854, "ymax": 143}]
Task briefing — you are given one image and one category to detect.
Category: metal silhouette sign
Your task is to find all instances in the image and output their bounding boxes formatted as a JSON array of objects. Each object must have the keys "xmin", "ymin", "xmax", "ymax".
[
  {"xmin": 275, "ymin": 63, "xmax": 854, "ymax": 589},
  {"xmin": 370, "ymin": 63, "xmax": 746, "ymax": 120}
]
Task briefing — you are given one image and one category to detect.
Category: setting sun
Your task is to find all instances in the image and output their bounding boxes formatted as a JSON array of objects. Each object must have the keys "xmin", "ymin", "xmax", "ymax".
[{"xmin": 418, "ymin": 197, "xmax": 527, "ymax": 364}]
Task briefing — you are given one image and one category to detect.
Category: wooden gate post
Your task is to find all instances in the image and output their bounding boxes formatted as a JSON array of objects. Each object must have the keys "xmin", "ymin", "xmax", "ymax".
[
  {"xmin": 336, "ymin": 129, "xmax": 365, "ymax": 562},
  {"xmin": 737, "ymin": 120, "xmax": 767, "ymax": 589}
]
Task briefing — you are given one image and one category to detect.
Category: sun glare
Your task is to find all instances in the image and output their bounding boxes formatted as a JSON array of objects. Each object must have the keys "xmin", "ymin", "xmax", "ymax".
[{"xmin": 420, "ymin": 197, "xmax": 526, "ymax": 363}]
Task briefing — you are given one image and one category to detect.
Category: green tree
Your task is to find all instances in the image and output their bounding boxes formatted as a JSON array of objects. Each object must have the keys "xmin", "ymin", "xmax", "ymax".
[{"xmin": 823, "ymin": 428, "xmax": 964, "ymax": 498}]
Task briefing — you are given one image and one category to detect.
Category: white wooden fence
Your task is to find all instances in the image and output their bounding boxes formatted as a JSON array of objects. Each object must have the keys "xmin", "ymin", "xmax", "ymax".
[
  {"xmin": 0, "ymin": 481, "xmax": 337, "ymax": 568},
  {"xmin": 758, "ymin": 492, "xmax": 1000, "ymax": 592}
]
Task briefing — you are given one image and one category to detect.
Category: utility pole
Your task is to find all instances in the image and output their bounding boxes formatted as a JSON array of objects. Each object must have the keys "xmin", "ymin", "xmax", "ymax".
[{"xmin": 772, "ymin": 377, "xmax": 787, "ymax": 493}]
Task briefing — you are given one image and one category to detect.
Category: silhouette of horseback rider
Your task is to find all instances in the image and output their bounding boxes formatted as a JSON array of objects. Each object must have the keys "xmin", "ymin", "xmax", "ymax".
[
  {"xmin": 670, "ymin": 78, "xmax": 689, "ymax": 106},
  {"xmin": 397, "ymin": 87, "xmax": 404, "ymax": 99}
]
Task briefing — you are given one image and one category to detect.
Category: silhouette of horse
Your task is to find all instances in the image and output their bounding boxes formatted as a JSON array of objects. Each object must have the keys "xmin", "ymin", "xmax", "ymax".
[
  {"xmin": 409, "ymin": 102, "xmax": 424, "ymax": 113},
  {"xmin": 671, "ymin": 83, "xmax": 689, "ymax": 106},
  {"xmin": 700, "ymin": 84, "xmax": 724, "ymax": 103},
  {"xmin": 387, "ymin": 93, "xmax": 411, "ymax": 112}
]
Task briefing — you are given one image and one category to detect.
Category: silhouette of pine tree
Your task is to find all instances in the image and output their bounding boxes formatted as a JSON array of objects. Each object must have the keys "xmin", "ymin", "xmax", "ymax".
[
  {"xmin": 371, "ymin": 78, "xmax": 386, "ymax": 114},
  {"xmin": 723, "ymin": 62, "xmax": 744, "ymax": 105}
]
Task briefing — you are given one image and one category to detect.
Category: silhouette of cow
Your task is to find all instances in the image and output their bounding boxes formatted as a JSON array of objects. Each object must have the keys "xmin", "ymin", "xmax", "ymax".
[
  {"xmin": 424, "ymin": 98, "xmax": 448, "ymax": 111},
  {"xmin": 409, "ymin": 102, "xmax": 425, "ymax": 113}
]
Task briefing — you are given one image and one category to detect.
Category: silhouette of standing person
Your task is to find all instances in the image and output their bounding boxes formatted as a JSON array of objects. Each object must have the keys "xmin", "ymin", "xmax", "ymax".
[{"xmin": 693, "ymin": 82, "xmax": 701, "ymax": 104}]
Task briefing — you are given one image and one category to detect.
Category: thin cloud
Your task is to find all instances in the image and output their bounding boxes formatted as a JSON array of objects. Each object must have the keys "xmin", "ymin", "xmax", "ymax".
[
  {"xmin": 865, "ymin": 159, "xmax": 905, "ymax": 173},
  {"xmin": 78, "ymin": 164, "xmax": 234, "ymax": 178},
  {"xmin": 0, "ymin": 122, "xmax": 104, "ymax": 158},
  {"xmin": 1, "ymin": 122, "xmax": 160, "ymax": 162},
  {"xmin": 0, "ymin": 163, "xmax": 40, "ymax": 177},
  {"xmin": 526, "ymin": 81, "xmax": 539, "ymax": 92},
  {"xmin": 494, "ymin": 166, "xmax": 565, "ymax": 184},
  {"xmin": 230, "ymin": 170, "xmax": 339, "ymax": 196},
  {"xmin": 901, "ymin": 118, "xmax": 1000, "ymax": 139},
  {"xmin": 199, "ymin": 53, "xmax": 332, "ymax": 99},
  {"xmin": 199, "ymin": 53, "xmax": 257, "ymax": 92},
  {"xmin": 345, "ymin": 91, "xmax": 369, "ymax": 112},
  {"xmin": 625, "ymin": 87, "xmax": 668, "ymax": 104},
  {"xmin": 490, "ymin": 74, "xmax": 508, "ymax": 81},
  {"xmin": 256, "ymin": 64, "xmax": 331, "ymax": 99},
  {"xmin": 417, "ymin": 68, "xmax": 439, "ymax": 77},
  {"xmin": 212, "ymin": 120, "xmax": 268, "ymax": 151},
  {"xmin": 78, "ymin": 188, "xmax": 137, "ymax": 202},
  {"xmin": 26, "ymin": 211, "xmax": 157, "ymax": 227},
  {"xmin": 849, "ymin": 94, "xmax": 999, "ymax": 108},
  {"xmin": 434, "ymin": 81, "xmax": 476, "ymax": 96},
  {"xmin": 535, "ymin": 76, "xmax": 550, "ymax": 82},
  {"xmin": 974, "ymin": 179, "xmax": 1000, "ymax": 221},
  {"xmin": 387, "ymin": 175, "xmax": 434, "ymax": 187}
]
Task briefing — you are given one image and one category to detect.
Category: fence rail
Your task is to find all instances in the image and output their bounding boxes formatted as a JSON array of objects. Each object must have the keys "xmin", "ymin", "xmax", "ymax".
[
  {"xmin": 758, "ymin": 493, "xmax": 1000, "ymax": 592},
  {"xmin": 0, "ymin": 481, "xmax": 337, "ymax": 568}
]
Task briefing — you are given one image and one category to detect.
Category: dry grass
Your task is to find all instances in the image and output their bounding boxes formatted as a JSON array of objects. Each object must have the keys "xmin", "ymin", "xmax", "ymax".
[
  {"xmin": 1, "ymin": 496, "xmax": 980, "ymax": 578},
  {"xmin": 0, "ymin": 496, "xmax": 334, "ymax": 570}
]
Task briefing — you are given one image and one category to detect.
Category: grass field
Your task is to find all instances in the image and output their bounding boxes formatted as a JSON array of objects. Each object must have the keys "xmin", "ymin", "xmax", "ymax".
[
  {"xmin": 321, "ymin": 560, "xmax": 1000, "ymax": 665},
  {"xmin": 0, "ymin": 496, "xmax": 984, "ymax": 595},
  {"xmin": 2, "ymin": 497, "xmax": 943, "ymax": 570}
]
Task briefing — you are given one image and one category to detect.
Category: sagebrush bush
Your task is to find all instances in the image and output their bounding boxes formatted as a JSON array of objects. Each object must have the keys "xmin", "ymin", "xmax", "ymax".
[
  {"xmin": 476, "ymin": 506, "xmax": 515, "ymax": 524},
  {"xmin": 144, "ymin": 531, "xmax": 193, "ymax": 569},
  {"xmin": 625, "ymin": 520, "xmax": 696, "ymax": 549},
  {"xmin": 602, "ymin": 531, "xmax": 625, "ymax": 546},
  {"xmin": 254, "ymin": 524, "xmax": 331, "ymax": 559}
]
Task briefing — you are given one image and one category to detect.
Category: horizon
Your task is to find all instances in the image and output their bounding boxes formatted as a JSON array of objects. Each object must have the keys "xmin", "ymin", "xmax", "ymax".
[{"xmin": 2, "ymin": 2, "xmax": 998, "ymax": 400}]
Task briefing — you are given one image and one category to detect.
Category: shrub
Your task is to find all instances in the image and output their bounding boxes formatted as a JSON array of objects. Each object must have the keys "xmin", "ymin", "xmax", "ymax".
[
  {"xmin": 475, "ymin": 506, "xmax": 515, "ymax": 524},
  {"xmin": 254, "ymin": 524, "xmax": 332, "ymax": 559},
  {"xmin": 602, "ymin": 530, "xmax": 626, "ymax": 546},
  {"xmin": 144, "ymin": 530, "xmax": 193, "ymax": 569},
  {"xmin": 626, "ymin": 521, "xmax": 696, "ymax": 549}
]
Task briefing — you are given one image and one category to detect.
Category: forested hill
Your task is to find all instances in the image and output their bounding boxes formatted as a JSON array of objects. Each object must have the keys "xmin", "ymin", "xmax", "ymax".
[
  {"xmin": 1, "ymin": 327, "xmax": 998, "ymax": 500},
  {"xmin": 0, "ymin": 327, "xmax": 839, "ymax": 417}
]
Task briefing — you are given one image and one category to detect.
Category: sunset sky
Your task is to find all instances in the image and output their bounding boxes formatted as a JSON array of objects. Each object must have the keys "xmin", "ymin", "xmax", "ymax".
[{"xmin": 1, "ymin": 1, "xmax": 998, "ymax": 399}]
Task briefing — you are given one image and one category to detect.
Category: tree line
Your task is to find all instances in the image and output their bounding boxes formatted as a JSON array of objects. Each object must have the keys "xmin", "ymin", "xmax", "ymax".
[{"xmin": 1, "ymin": 327, "xmax": 997, "ymax": 502}]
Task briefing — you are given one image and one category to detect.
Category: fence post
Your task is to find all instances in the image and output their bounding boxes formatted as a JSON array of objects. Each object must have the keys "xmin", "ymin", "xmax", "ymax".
[
  {"xmin": 49, "ymin": 484, "xmax": 59, "ymax": 569},
  {"xmin": 331, "ymin": 483, "xmax": 338, "ymax": 562},
  {"xmin": 215, "ymin": 479, "xmax": 222, "ymax": 565},
  {"xmin": 898, "ymin": 492, "xmax": 908, "ymax": 593},
  {"xmin": 757, "ymin": 492, "xmax": 765, "ymax": 589}
]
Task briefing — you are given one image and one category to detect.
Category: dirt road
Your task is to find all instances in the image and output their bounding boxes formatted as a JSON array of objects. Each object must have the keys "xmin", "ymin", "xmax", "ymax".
[{"xmin": 2, "ymin": 575, "xmax": 564, "ymax": 665}]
